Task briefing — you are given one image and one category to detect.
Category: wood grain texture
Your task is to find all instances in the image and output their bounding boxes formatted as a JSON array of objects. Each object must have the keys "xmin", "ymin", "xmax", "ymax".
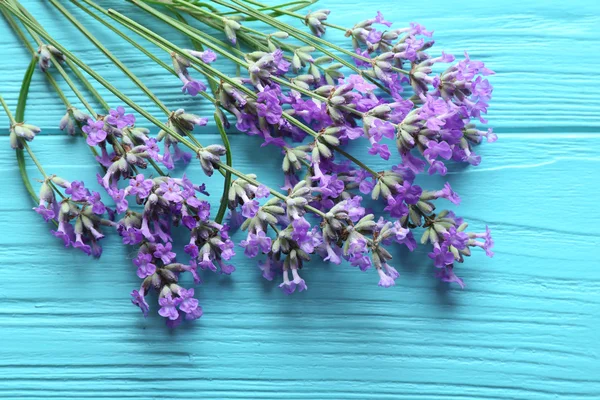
[{"xmin": 1, "ymin": 1, "xmax": 599, "ymax": 399}]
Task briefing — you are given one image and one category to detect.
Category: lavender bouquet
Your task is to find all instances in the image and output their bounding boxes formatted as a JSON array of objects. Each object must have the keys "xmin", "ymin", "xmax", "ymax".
[{"xmin": 0, "ymin": 0, "xmax": 495, "ymax": 327}]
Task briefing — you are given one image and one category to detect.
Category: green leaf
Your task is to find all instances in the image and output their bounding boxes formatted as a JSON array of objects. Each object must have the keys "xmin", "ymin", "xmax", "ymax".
[
  {"xmin": 214, "ymin": 112, "xmax": 232, "ymax": 224},
  {"xmin": 15, "ymin": 57, "xmax": 39, "ymax": 204},
  {"xmin": 16, "ymin": 57, "xmax": 37, "ymax": 123}
]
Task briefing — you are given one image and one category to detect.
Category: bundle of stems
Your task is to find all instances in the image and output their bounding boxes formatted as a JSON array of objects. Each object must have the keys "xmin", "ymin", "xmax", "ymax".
[{"xmin": 1, "ymin": 0, "xmax": 495, "ymax": 326}]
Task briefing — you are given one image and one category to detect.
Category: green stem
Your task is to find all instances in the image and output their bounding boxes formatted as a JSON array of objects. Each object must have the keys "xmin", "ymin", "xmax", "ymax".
[
  {"xmin": 220, "ymin": 0, "xmax": 316, "ymax": 17},
  {"xmin": 22, "ymin": 141, "xmax": 48, "ymax": 179},
  {"xmin": 16, "ymin": 148, "xmax": 38, "ymax": 202},
  {"xmin": 0, "ymin": 6, "xmax": 34, "ymax": 52},
  {"xmin": 74, "ymin": 0, "xmax": 217, "ymax": 109},
  {"xmin": 12, "ymin": 2, "xmax": 111, "ymax": 112},
  {"xmin": 242, "ymin": 0, "xmax": 347, "ymax": 31},
  {"xmin": 0, "ymin": 96, "xmax": 16, "ymax": 124},
  {"xmin": 73, "ymin": 0, "xmax": 174, "ymax": 73}
]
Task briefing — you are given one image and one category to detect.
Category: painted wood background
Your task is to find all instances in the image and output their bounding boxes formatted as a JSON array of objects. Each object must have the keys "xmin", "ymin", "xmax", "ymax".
[{"xmin": 1, "ymin": 0, "xmax": 599, "ymax": 398}]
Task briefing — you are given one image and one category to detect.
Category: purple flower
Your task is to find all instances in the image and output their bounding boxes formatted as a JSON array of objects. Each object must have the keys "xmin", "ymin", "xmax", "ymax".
[
  {"xmin": 158, "ymin": 293, "xmax": 180, "ymax": 320},
  {"xmin": 366, "ymin": 29, "xmax": 382, "ymax": 45},
  {"xmin": 436, "ymin": 266, "xmax": 464, "ymax": 288},
  {"xmin": 241, "ymin": 230, "xmax": 272, "ymax": 258},
  {"xmin": 347, "ymin": 74, "xmax": 376, "ymax": 93},
  {"xmin": 410, "ymin": 22, "xmax": 433, "ymax": 37},
  {"xmin": 374, "ymin": 11, "xmax": 392, "ymax": 27},
  {"xmin": 128, "ymin": 174, "xmax": 154, "ymax": 198},
  {"xmin": 291, "ymin": 269, "xmax": 308, "ymax": 292},
  {"xmin": 428, "ymin": 160, "xmax": 448, "ymax": 176},
  {"xmin": 131, "ymin": 289, "xmax": 149, "ymax": 317},
  {"xmin": 107, "ymin": 106, "xmax": 135, "ymax": 129},
  {"xmin": 369, "ymin": 119, "xmax": 395, "ymax": 141},
  {"xmin": 353, "ymin": 48, "xmax": 371, "ymax": 68},
  {"xmin": 279, "ymin": 270, "xmax": 296, "ymax": 295},
  {"xmin": 51, "ymin": 221, "xmax": 73, "ymax": 246},
  {"xmin": 256, "ymin": 86, "xmax": 283, "ymax": 124},
  {"xmin": 255, "ymin": 184, "xmax": 270, "ymax": 198},
  {"xmin": 377, "ymin": 268, "xmax": 396, "ymax": 288},
  {"xmin": 73, "ymin": 234, "xmax": 91, "ymax": 255},
  {"xmin": 88, "ymin": 192, "xmax": 106, "ymax": 214},
  {"xmin": 291, "ymin": 217, "xmax": 311, "ymax": 242},
  {"xmin": 199, "ymin": 253, "xmax": 217, "ymax": 272},
  {"xmin": 443, "ymin": 227, "xmax": 468, "ymax": 250},
  {"xmin": 428, "ymin": 244, "xmax": 455, "ymax": 267},
  {"xmin": 184, "ymin": 242, "xmax": 199, "ymax": 258},
  {"xmin": 123, "ymin": 228, "xmax": 143, "ymax": 246},
  {"xmin": 384, "ymin": 195, "xmax": 408, "ymax": 218},
  {"xmin": 34, "ymin": 205, "xmax": 55, "ymax": 222},
  {"xmin": 258, "ymin": 257, "xmax": 280, "ymax": 281},
  {"xmin": 65, "ymin": 181, "xmax": 89, "ymax": 201},
  {"xmin": 242, "ymin": 200, "xmax": 259, "ymax": 218},
  {"xmin": 437, "ymin": 183, "xmax": 461, "ymax": 205},
  {"xmin": 110, "ymin": 189, "xmax": 129, "ymax": 214},
  {"xmin": 159, "ymin": 179, "xmax": 183, "ymax": 203},
  {"xmin": 82, "ymin": 119, "xmax": 107, "ymax": 146},
  {"xmin": 368, "ymin": 142, "xmax": 391, "ymax": 160},
  {"xmin": 424, "ymin": 140, "xmax": 452, "ymax": 161},
  {"xmin": 154, "ymin": 242, "xmax": 176, "ymax": 264},
  {"xmin": 177, "ymin": 288, "xmax": 199, "ymax": 314},
  {"xmin": 199, "ymin": 49, "xmax": 216, "ymax": 63},
  {"xmin": 220, "ymin": 262, "xmax": 236, "ymax": 275},
  {"xmin": 182, "ymin": 79, "xmax": 207, "ymax": 97}
]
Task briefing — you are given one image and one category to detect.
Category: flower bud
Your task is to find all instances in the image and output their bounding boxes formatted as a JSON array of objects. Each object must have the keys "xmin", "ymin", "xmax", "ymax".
[{"xmin": 224, "ymin": 18, "xmax": 241, "ymax": 44}]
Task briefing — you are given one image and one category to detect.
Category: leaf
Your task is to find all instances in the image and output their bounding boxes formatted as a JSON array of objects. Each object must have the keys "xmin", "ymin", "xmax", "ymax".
[
  {"xmin": 15, "ymin": 57, "xmax": 39, "ymax": 203},
  {"xmin": 214, "ymin": 112, "xmax": 232, "ymax": 224},
  {"xmin": 16, "ymin": 56, "xmax": 37, "ymax": 123}
]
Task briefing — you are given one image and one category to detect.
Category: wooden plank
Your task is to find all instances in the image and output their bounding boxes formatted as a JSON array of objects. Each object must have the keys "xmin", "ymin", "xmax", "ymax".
[{"xmin": 0, "ymin": 1, "xmax": 599, "ymax": 399}]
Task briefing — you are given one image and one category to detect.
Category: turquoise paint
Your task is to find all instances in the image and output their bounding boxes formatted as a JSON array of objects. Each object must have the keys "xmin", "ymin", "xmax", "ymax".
[{"xmin": 0, "ymin": 1, "xmax": 599, "ymax": 399}]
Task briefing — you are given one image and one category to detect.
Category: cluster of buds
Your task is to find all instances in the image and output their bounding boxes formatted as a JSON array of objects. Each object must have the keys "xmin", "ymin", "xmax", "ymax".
[
  {"xmin": 37, "ymin": 43, "xmax": 65, "ymax": 72},
  {"xmin": 9, "ymin": 121, "xmax": 40, "ymax": 149}
]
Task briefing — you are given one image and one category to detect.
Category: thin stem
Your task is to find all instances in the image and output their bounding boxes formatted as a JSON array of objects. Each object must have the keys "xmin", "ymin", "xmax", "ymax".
[
  {"xmin": 242, "ymin": 0, "xmax": 347, "ymax": 31},
  {"xmin": 72, "ymin": 0, "xmax": 174, "ymax": 74},
  {"xmin": 22, "ymin": 141, "xmax": 48, "ymax": 179},
  {"xmin": 220, "ymin": 0, "xmax": 316, "ymax": 17},
  {"xmin": 51, "ymin": 54, "xmax": 97, "ymax": 117},
  {"xmin": 16, "ymin": 148, "xmax": 38, "ymax": 202},
  {"xmin": 0, "ymin": 6, "xmax": 34, "ymax": 52},
  {"xmin": 0, "ymin": 96, "xmax": 16, "ymax": 125},
  {"xmin": 48, "ymin": 0, "xmax": 171, "ymax": 116},
  {"xmin": 12, "ymin": 1, "xmax": 110, "ymax": 111},
  {"xmin": 75, "ymin": 0, "xmax": 217, "ymax": 107}
]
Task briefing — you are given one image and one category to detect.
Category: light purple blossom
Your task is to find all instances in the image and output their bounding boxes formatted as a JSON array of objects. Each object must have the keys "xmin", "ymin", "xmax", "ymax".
[
  {"xmin": 82, "ymin": 119, "xmax": 107, "ymax": 146},
  {"xmin": 106, "ymin": 106, "xmax": 135, "ymax": 129},
  {"xmin": 158, "ymin": 293, "xmax": 180, "ymax": 320}
]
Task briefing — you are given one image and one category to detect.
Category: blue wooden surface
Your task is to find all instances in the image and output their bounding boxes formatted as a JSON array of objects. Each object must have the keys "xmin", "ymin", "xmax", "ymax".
[{"xmin": 1, "ymin": 1, "xmax": 599, "ymax": 399}]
